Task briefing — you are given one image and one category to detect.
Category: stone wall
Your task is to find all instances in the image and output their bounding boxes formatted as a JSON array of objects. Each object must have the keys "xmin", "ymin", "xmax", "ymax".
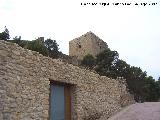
[
  {"xmin": 0, "ymin": 40, "xmax": 134, "ymax": 120},
  {"xmin": 69, "ymin": 32, "xmax": 108, "ymax": 60},
  {"xmin": 59, "ymin": 53, "xmax": 80, "ymax": 66}
]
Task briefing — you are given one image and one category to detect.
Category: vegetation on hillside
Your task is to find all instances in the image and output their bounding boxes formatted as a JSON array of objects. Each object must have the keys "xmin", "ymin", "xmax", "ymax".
[
  {"xmin": 81, "ymin": 54, "xmax": 95, "ymax": 69},
  {"xmin": 0, "ymin": 26, "xmax": 10, "ymax": 40},
  {"xmin": 1, "ymin": 27, "xmax": 160, "ymax": 102},
  {"xmin": 0, "ymin": 27, "xmax": 61, "ymax": 58},
  {"xmin": 81, "ymin": 49, "xmax": 160, "ymax": 102}
]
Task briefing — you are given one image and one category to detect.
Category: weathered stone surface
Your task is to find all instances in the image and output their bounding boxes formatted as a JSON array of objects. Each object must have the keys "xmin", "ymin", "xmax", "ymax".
[
  {"xmin": 69, "ymin": 31, "xmax": 108, "ymax": 60},
  {"xmin": 0, "ymin": 40, "xmax": 135, "ymax": 120}
]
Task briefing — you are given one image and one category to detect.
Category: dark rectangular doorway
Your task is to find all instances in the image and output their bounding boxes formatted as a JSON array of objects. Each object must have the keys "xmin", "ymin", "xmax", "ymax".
[{"xmin": 50, "ymin": 82, "xmax": 71, "ymax": 120}]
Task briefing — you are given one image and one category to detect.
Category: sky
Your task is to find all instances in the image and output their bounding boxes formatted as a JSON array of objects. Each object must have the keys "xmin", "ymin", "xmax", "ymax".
[{"xmin": 0, "ymin": 0, "xmax": 160, "ymax": 79}]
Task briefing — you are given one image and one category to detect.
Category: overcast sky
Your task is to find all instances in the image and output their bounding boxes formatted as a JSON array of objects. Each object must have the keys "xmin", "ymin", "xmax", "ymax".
[{"xmin": 0, "ymin": 0, "xmax": 160, "ymax": 79}]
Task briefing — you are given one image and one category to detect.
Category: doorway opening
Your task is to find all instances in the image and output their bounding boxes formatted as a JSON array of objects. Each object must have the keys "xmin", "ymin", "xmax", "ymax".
[{"xmin": 50, "ymin": 81, "xmax": 71, "ymax": 120}]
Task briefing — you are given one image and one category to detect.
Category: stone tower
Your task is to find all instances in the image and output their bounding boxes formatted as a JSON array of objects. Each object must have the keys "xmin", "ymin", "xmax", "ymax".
[{"xmin": 69, "ymin": 31, "xmax": 108, "ymax": 60}]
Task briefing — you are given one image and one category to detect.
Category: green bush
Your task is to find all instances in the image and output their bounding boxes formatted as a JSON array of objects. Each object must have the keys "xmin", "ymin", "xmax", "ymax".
[{"xmin": 81, "ymin": 54, "xmax": 95, "ymax": 69}]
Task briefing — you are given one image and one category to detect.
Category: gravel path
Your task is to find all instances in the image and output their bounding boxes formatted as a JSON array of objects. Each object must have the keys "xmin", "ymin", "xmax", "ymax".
[{"xmin": 108, "ymin": 102, "xmax": 160, "ymax": 120}]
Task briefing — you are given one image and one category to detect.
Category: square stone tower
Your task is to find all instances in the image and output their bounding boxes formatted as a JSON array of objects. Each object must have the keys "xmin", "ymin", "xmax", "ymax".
[{"xmin": 69, "ymin": 31, "xmax": 108, "ymax": 60}]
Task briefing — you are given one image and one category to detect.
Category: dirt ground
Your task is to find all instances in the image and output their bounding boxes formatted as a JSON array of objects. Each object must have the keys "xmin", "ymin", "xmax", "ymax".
[{"xmin": 108, "ymin": 102, "xmax": 160, "ymax": 120}]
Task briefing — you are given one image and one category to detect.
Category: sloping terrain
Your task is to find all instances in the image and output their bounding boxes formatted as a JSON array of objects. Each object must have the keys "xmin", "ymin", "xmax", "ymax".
[{"xmin": 108, "ymin": 102, "xmax": 160, "ymax": 120}]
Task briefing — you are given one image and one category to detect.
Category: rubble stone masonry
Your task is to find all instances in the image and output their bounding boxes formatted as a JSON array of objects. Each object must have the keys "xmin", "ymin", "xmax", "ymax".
[
  {"xmin": 0, "ymin": 40, "xmax": 134, "ymax": 120},
  {"xmin": 69, "ymin": 32, "xmax": 108, "ymax": 60}
]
